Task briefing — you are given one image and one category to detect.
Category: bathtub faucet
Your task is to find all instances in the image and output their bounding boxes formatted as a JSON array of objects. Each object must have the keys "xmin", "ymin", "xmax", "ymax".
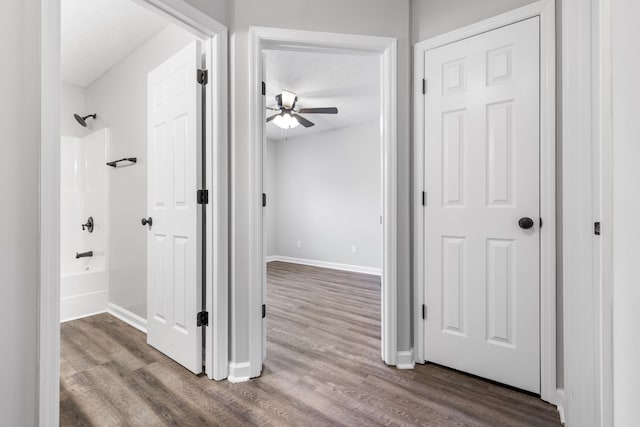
[{"xmin": 75, "ymin": 251, "xmax": 93, "ymax": 259}]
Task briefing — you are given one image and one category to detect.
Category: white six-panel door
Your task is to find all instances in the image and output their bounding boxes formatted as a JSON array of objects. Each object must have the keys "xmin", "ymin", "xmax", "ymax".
[
  {"xmin": 423, "ymin": 17, "xmax": 540, "ymax": 393},
  {"xmin": 146, "ymin": 41, "xmax": 203, "ymax": 374}
]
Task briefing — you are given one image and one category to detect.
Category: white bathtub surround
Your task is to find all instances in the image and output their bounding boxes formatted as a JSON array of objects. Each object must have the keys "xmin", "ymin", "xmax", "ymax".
[
  {"xmin": 60, "ymin": 266, "xmax": 108, "ymax": 322},
  {"xmin": 60, "ymin": 129, "xmax": 109, "ymax": 322}
]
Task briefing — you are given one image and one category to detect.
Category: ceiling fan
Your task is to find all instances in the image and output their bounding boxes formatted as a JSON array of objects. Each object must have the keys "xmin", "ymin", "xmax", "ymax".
[{"xmin": 266, "ymin": 90, "xmax": 338, "ymax": 129}]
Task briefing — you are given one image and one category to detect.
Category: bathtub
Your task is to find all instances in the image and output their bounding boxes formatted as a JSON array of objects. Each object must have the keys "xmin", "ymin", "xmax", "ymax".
[{"xmin": 60, "ymin": 262, "xmax": 109, "ymax": 322}]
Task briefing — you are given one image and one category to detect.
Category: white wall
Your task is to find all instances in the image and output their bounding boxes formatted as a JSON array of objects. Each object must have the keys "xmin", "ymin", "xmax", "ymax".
[
  {"xmin": 84, "ymin": 24, "xmax": 195, "ymax": 318},
  {"xmin": 60, "ymin": 83, "xmax": 87, "ymax": 138},
  {"xmin": 265, "ymin": 139, "xmax": 278, "ymax": 257},
  {"xmin": 267, "ymin": 122, "xmax": 381, "ymax": 270},
  {"xmin": 0, "ymin": 0, "xmax": 39, "ymax": 423},
  {"xmin": 228, "ymin": 0, "xmax": 411, "ymax": 373},
  {"xmin": 183, "ymin": 0, "xmax": 227, "ymax": 27},
  {"xmin": 410, "ymin": 0, "xmax": 538, "ymax": 42},
  {"xmin": 612, "ymin": 0, "xmax": 640, "ymax": 424}
]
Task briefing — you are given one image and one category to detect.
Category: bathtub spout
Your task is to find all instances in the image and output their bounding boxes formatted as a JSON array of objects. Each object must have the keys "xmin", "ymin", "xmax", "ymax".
[{"xmin": 75, "ymin": 251, "xmax": 93, "ymax": 259}]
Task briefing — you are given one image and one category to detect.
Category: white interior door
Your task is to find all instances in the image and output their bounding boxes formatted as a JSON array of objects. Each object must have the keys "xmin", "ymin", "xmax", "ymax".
[
  {"xmin": 423, "ymin": 17, "xmax": 540, "ymax": 393},
  {"xmin": 146, "ymin": 41, "xmax": 203, "ymax": 374}
]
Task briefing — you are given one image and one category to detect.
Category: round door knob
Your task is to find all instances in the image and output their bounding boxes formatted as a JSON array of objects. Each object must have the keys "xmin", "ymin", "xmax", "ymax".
[
  {"xmin": 141, "ymin": 217, "xmax": 153, "ymax": 227},
  {"xmin": 518, "ymin": 217, "xmax": 534, "ymax": 230}
]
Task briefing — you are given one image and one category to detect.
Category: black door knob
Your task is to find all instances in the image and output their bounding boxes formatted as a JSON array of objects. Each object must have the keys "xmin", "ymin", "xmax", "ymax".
[
  {"xmin": 141, "ymin": 217, "xmax": 153, "ymax": 227},
  {"xmin": 518, "ymin": 217, "xmax": 534, "ymax": 230}
]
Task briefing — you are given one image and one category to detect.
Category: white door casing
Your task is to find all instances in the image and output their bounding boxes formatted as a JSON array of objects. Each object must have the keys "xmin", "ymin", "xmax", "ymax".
[
  {"xmin": 146, "ymin": 41, "xmax": 203, "ymax": 374},
  {"xmin": 423, "ymin": 17, "xmax": 541, "ymax": 393}
]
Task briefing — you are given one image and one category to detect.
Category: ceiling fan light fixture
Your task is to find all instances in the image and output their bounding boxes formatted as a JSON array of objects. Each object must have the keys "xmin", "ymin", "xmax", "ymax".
[
  {"xmin": 281, "ymin": 90, "xmax": 297, "ymax": 109},
  {"xmin": 273, "ymin": 112, "xmax": 299, "ymax": 129}
]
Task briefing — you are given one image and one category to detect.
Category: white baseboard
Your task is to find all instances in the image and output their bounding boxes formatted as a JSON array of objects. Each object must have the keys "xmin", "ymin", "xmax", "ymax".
[
  {"xmin": 60, "ymin": 290, "xmax": 108, "ymax": 322},
  {"xmin": 555, "ymin": 388, "xmax": 565, "ymax": 424},
  {"xmin": 396, "ymin": 348, "xmax": 415, "ymax": 369},
  {"xmin": 60, "ymin": 309, "xmax": 107, "ymax": 323},
  {"xmin": 107, "ymin": 303, "xmax": 147, "ymax": 334},
  {"xmin": 266, "ymin": 255, "xmax": 382, "ymax": 276},
  {"xmin": 228, "ymin": 361, "xmax": 251, "ymax": 383}
]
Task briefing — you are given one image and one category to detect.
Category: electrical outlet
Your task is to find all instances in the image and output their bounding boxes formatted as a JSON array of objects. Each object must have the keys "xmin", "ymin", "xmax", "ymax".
[
  {"xmin": 296, "ymin": 241, "xmax": 302, "ymax": 248},
  {"xmin": 352, "ymin": 245, "xmax": 357, "ymax": 254}
]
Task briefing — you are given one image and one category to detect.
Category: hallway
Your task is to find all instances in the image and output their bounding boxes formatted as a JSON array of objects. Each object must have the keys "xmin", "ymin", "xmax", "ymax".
[{"xmin": 60, "ymin": 262, "xmax": 560, "ymax": 426}]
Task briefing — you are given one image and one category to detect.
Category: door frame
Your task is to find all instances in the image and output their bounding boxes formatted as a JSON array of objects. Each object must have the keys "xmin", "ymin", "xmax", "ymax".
[
  {"xmin": 562, "ymin": 0, "xmax": 613, "ymax": 424},
  {"xmin": 247, "ymin": 26, "xmax": 398, "ymax": 375},
  {"xmin": 412, "ymin": 0, "xmax": 559, "ymax": 407},
  {"xmin": 38, "ymin": 1, "xmax": 228, "ymax": 424}
]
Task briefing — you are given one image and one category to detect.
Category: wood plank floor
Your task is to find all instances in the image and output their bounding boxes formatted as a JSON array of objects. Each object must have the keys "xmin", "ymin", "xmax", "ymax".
[{"xmin": 60, "ymin": 261, "xmax": 561, "ymax": 426}]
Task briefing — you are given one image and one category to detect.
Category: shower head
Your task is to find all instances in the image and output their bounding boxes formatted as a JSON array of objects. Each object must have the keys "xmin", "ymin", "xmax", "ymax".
[{"xmin": 74, "ymin": 113, "xmax": 97, "ymax": 128}]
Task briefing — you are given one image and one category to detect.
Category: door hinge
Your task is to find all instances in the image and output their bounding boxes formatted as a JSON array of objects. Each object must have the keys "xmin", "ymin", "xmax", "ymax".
[
  {"xmin": 422, "ymin": 304, "xmax": 426, "ymax": 320},
  {"xmin": 595, "ymin": 221, "xmax": 601, "ymax": 236},
  {"xmin": 540, "ymin": 218, "xmax": 543, "ymax": 228},
  {"xmin": 422, "ymin": 191, "xmax": 426, "ymax": 206},
  {"xmin": 197, "ymin": 311, "xmax": 208, "ymax": 327},
  {"xmin": 422, "ymin": 79, "xmax": 427, "ymax": 94},
  {"xmin": 261, "ymin": 81, "xmax": 266, "ymax": 96},
  {"xmin": 197, "ymin": 189, "xmax": 209, "ymax": 205},
  {"xmin": 197, "ymin": 69, "xmax": 208, "ymax": 85},
  {"xmin": 262, "ymin": 304, "xmax": 266, "ymax": 318},
  {"xmin": 262, "ymin": 193, "xmax": 267, "ymax": 207}
]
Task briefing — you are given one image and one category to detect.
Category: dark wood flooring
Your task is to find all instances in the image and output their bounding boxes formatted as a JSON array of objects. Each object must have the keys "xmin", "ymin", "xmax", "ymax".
[{"xmin": 60, "ymin": 261, "xmax": 561, "ymax": 426}]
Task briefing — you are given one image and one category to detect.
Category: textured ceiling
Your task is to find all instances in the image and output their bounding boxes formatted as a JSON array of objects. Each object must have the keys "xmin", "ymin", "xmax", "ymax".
[
  {"xmin": 264, "ymin": 49, "xmax": 380, "ymax": 140},
  {"xmin": 61, "ymin": 0, "xmax": 169, "ymax": 87}
]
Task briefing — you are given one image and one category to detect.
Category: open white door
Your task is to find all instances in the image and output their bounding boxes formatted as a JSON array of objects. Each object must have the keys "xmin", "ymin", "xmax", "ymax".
[
  {"xmin": 423, "ymin": 18, "xmax": 540, "ymax": 393},
  {"xmin": 146, "ymin": 41, "xmax": 203, "ymax": 374}
]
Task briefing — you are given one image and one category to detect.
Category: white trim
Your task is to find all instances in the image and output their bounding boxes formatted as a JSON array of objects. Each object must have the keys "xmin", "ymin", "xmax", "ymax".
[
  {"xmin": 558, "ymin": 405, "xmax": 566, "ymax": 425},
  {"xmin": 203, "ymin": 24, "xmax": 230, "ymax": 382},
  {"xmin": 60, "ymin": 290, "xmax": 109, "ymax": 322},
  {"xmin": 129, "ymin": 0, "xmax": 226, "ymax": 40},
  {"xmin": 228, "ymin": 362, "xmax": 251, "ymax": 383},
  {"xmin": 248, "ymin": 27, "xmax": 399, "ymax": 377},
  {"xmin": 39, "ymin": 1, "xmax": 228, "ymax": 423},
  {"xmin": 412, "ymin": 0, "xmax": 558, "ymax": 406},
  {"xmin": 396, "ymin": 348, "xmax": 415, "ymax": 370},
  {"xmin": 107, "ymin": 303, "xmax": 148, "ymax": 333},
  {"xmin": 561, "ymin": 0, "xmax": 607, "ymax": 424},
  {"xmin": 60, "ymin": 310, "xmax": 107, "ymax": 324},
  {"xmin": 39, "ymin": 0, "xmax": 61, "ymax": 424},
  {"xmin": 266, "ymin": 256, "xmax": 382, "ymax": 276},
  {"xmin": 556, "ymin": 388, "xmax": 566, "ymax": 424},
  {"xmin": 595, "ymin": 0, "xmax": 614, "ymax": 423}
]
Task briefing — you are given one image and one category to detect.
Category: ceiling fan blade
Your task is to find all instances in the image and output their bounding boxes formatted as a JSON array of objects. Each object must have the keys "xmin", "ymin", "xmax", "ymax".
[
  {"xmin": 297, "ymin": 107, "xmax": 338, "ymax": 114},
  {"xmin": 293, "ymin": 114, "xmax": 315, "ymax": 128},
  {"xmin": 266, "ymin": 114, "xmax": 280, "ymax": 123},
  {"xmin": 266, "ymin": 107, "xmax": 281, "ymax": 111},
  {"xmin": 275, "ymin": 94, "xmax": 282, "ymax": 108}
]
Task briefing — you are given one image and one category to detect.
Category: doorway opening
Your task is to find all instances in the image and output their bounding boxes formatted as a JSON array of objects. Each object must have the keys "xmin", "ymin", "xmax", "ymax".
[
  {"xmin": 262, "ymin": 48, "xmax": 384, "ymax": 371},
  {"xmin": 245, "ymin": 27, "xmax": 399, "ymax": 379},
  {"xmin": 40, "ymin": 0, "xmax": 228, "ymax": 422}
]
